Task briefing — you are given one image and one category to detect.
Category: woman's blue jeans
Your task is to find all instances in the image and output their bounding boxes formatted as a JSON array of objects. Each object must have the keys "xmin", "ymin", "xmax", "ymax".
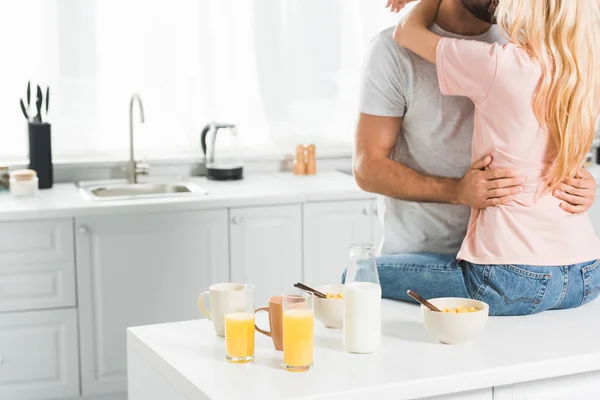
[{"xmin": 343, "ymin": 253, "xmax": 600, "ymax": 316}]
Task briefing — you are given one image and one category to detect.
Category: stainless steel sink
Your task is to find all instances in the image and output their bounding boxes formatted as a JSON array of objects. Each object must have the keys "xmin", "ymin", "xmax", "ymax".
[{"xmin": 79, "ymin": 181, "xmax": 207, "ymax": 201}]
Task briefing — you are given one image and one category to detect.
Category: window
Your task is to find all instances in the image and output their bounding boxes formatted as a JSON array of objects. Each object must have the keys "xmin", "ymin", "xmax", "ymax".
[
  {"xmin": 0, "ymin": 0, "xmax": 397, "ymax": 162},
  {"xmin": 0, "ymin": 0, "xmax": 59, "ymax": 161}
]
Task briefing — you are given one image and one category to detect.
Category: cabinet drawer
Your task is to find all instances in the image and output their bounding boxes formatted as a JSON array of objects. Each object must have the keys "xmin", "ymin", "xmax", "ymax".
[
  {"xmin": 0, "ymin": 262, "xmax": 76, "ymax": 312},
  {"xmin": 0, "ymin": 219, "xmax": 74, "ymax": 266},
  {"xmin": 0, "ymin": 309, "xmax": 80, "ymax": 400}
]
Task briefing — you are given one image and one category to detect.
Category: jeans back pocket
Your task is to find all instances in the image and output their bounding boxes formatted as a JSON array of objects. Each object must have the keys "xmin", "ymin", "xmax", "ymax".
[
  {"xmin": 582, "ymin": 260, "xmax": 600, "ymax": 306},
  {"xmin": 472, "ymin": 264, "xmax": 551, "ymax": 316}
]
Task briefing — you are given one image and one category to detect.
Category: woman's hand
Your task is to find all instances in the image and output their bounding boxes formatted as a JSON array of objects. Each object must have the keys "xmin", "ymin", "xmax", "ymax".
[
  {"xmin": 386, "ymin": 0, "xmax": 417, "ymax": 13},
  {"xmin": 553, "ymin": 168, "xmax": 597, "ymax": 214}
]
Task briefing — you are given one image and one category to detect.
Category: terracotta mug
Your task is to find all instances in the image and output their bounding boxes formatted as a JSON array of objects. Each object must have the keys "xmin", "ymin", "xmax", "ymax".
[{"xmin": 255, "ymin": 295, "xmax": 283, "ymax": 351}]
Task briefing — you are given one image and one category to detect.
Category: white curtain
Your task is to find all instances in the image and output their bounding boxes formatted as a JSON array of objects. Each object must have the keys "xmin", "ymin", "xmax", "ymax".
[
  {"xmin": 0, "ymin": 0, "xmax": 60, "ymax": 161},
  {"xmin": 0, "ymin": 0, "xmax": 398, "ymax": 162}
]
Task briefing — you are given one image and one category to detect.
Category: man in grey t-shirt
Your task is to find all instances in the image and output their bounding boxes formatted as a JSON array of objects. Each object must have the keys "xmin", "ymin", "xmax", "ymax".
[{"xmin": 353, "ymin": 0, "xmax": 596, "ymax": 300}]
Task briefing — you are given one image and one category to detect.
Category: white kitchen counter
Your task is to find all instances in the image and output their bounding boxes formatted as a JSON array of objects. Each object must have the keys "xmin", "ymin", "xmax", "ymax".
[
  {"xmin": 2, "ymin": 165, "xmax": 600, "ymax": 223},
  {"xmin": 0, "ymin": 170, "xmax": 372, "ymax": 222},
  {"xmin": 127, "ymin": 298, "xmax": 600, "ymax": 400}
]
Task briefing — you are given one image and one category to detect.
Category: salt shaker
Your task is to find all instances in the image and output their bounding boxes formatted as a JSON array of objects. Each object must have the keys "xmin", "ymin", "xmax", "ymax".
[
  {"xmin": 293, "ymin": 145, "xmax": 307, "ymax": 175},
  {"xmin": 343, "ymin": 243, "xmax": 382, "ymax": 354},
  {"xmin": 306, "ymin": 144, "xmax": 316, "ymax": 175}
]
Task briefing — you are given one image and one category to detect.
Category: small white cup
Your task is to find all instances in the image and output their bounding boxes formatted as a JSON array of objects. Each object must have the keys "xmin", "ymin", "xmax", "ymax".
[{"xmin": 198, "ymin": 283, "xmax": 247, "ymax": 337}]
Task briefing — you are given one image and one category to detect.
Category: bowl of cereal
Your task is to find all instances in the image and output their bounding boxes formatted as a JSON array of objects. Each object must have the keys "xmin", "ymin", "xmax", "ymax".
[
  {"xmin": 421, "ymin": 297, "xmax": 489, "ymax": 345},
  {"xmin": 314, "ymin": 284, "xmax": 345, "ymax": 329}
]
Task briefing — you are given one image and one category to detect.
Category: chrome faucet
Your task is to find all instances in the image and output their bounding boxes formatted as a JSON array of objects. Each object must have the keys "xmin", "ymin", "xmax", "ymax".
[{"xmin": 128, "ymin": 94, "xmax": 149, "ymax": 184}]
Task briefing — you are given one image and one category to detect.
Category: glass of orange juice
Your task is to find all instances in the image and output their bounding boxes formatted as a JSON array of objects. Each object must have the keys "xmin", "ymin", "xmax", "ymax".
[
  {"xmin": 224, "ymin": 284, "xmax": 255, "ymax": 363},
  {"xmin": 282, "ymin": 291, "xmax": 314, "ymax": 372}
]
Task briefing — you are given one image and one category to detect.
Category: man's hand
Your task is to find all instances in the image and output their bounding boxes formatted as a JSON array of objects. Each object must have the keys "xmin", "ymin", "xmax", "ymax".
[
  {"xmin": 553, "ymin": 168, "xmax": 596, "ymax": 214},
  {"xmin": 456, "ymin": 156, "xmax": 524, "ymax": 209},
  {"xmin": 386, "ymin": 0, "xmax": 417, "ymax": 13}
]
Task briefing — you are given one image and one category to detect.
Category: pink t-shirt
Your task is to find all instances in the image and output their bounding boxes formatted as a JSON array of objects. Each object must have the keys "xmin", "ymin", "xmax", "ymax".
[{"xmin": 436, "ymin": 37, "xmax": 600, "ymax": 265}]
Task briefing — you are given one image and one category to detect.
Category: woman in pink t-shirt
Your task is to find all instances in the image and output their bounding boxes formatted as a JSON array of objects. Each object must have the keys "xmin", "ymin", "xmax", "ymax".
[{"xmin": 370, "ymin": 0, "xmax": 600, "ymax": 315}]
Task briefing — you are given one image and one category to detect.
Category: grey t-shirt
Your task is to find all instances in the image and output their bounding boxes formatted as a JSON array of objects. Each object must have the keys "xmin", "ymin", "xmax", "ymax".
[{"xmin": 360, "ymin": 24, "xmax": 506, "ymax": 255}]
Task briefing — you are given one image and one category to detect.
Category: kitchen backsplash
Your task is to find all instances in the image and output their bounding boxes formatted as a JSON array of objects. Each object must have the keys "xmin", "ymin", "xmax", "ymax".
[{"xmin": 6, "ymin": 154, "xmax": 353, "ymax": 184}]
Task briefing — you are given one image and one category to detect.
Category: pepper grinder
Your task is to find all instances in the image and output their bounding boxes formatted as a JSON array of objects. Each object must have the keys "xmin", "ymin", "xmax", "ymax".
[
  {"xmin": 293, "ymin": 145, "xmax": 307, "ymax": 175},
  {"xmin": 306, "ymin": 144, "xmax": 316, "ymax": 175}
]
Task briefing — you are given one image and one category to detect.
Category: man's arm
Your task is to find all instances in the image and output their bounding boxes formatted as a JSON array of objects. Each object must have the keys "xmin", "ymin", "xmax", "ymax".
[
  {"xmin": 354, "ymin": 113, "xmax": 456, "ymax": 203},
  {"xmin": 353, "ymin": 113, "xmax": 524, "ymax": 208}
]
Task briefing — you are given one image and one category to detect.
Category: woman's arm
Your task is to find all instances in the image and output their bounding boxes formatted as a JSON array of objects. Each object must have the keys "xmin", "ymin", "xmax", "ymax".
[
  {"xmin": 393, "ymin": 0, "xmax": 442, "ymax": 64},
  {"xmin": 386, "ymin": 0, "xmax": 418, "ymax": 13}
]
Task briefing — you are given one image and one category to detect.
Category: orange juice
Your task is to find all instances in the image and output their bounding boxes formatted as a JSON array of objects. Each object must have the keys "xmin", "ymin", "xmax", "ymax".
[
  {"xmin": 225, "ymin": 312, "xmax": 255, "ymax": 362},
  {"xmin": 283, "ymin": 309, "xmax": 314, "ymax": 371}
]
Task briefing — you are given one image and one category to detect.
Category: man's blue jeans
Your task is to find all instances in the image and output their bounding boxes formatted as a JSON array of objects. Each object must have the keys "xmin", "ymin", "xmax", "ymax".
[{"xmin": 343, "ymin": 253, "xmax": 600, "ymax": 316}]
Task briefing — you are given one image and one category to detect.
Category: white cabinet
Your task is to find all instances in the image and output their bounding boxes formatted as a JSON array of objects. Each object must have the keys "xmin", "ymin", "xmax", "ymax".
[
  {"xmin": 0, "ymin": 219, "xmax": 76, "ymax": 312},
  {"xmin": 0, "ymin": 309, "xmax": 80, "ymax": 400},
  {"xmin": 75, "ymin": 210, "xmax": 229, "ymax": 396},
  {"xmin": 303, "ymin": 200, "xmax": 373, "ymax": 285},
  {"xmin": 0, "ymin": 218, "xmax": 74, "ymax": 265},
  {"xmin": 494, "ymin": 372, "xmax": 600, "ymax": 400},
  {"xmin": 0, "ymin": 261, "xmax": 76, "ymax": 313},
  {"xmin": 230, "ymin": 204, "xmax": 302, "ymax": 305}
]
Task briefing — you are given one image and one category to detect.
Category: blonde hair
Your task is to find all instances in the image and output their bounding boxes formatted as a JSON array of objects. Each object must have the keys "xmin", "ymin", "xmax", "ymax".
[{"xmin": 495, "ymin": 0, "xmax": 600, "ymax": 189}]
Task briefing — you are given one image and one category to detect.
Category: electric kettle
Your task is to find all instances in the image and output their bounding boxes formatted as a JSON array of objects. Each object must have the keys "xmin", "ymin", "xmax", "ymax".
[{"xmin": 200, "ymin": 122, "xmax": 244, "ymax": 180}]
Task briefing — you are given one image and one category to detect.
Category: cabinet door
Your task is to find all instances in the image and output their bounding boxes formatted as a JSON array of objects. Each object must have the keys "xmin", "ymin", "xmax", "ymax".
[
  {"xmin": 303, "ymin": 200, "xmax": 373, "ymax": 286},
  {"xmin": 0, "ymin": 261, "xmax": 76, "ymax": 312},
  {"xmin": 494, "ymin": 372, "xmax": 600, "ymax": 400},
  {"xmin": 372, "ymin": 199, "xmax": 383, "ymax": 251},
  {"xmin": 0, "ymin": 218, "xmax": 76, "ymax": 312},
  {"xmin": 75, "ymin": 210, "xmax": 229, "ymax": 396},
  {"xmin": 230, "ymin": 204, "xmax": 302, "ymax": 305},
  {"xmin": 0, "ymin": 219, "xmax": 73, "ymax": 265},
  {"xmin": 0, "ymin": 309, "xmax": 80, "ymax": 400}
]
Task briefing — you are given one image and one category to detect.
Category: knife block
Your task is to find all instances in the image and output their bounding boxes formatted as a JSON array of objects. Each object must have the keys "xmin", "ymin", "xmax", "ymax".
[{"xmin": 28, "ymin": 122, "xmax": 53, "ymax": 189}]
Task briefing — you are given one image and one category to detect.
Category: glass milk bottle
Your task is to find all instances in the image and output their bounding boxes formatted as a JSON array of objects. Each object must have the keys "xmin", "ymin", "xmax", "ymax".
[{"xmin": 343, "ymin": 243, "xmax": 382, "ymax": 354}]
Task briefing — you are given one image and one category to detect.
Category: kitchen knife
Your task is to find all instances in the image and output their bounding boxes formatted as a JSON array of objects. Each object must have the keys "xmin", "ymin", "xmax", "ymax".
[
  {"xmin": 20, "ymin": 98, "xmax": 29, "ymax": 121},
  {"xmin": 45, "ymin": 86, "xmax": 50, "ymax": 121},
  {"xmin": 35, "ymin": 85, "xmax": 42, "ymax": 123}
]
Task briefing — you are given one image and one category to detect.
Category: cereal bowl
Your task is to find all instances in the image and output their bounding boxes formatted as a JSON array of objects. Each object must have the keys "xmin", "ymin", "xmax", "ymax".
[
  {"xmin": 314, "ymin": 284, "xmax": 345, "ymax": 329},
  {"xmin": 421, "ymin": 297, "xmax": 489, "ymax": 345}
]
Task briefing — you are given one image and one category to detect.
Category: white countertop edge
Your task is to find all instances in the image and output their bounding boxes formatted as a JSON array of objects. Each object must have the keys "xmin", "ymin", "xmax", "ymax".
[
  {"xmin": 0, "ymin": 192, "xmax": 375, "ymax": 222},
  {"xmin": 378, "ymin": 354, "xmax": 600, "ymax": 400},
  {"xmin": 0, "ymin": 171, "xmax": 375, "ymax": 222},
  {"xmin": 127, "ymin": 326, "xmax": 600, "ymax": 400}
]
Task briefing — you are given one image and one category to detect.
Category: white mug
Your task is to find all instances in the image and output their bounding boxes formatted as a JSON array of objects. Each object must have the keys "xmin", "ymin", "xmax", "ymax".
[{"xmin": 198, "ymin": 283, "xmax": 246, "ymax": 336}]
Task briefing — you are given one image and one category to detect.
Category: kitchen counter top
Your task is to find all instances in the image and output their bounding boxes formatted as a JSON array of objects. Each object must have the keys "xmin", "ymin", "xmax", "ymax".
[
  {"xmin": 0, "ymin": 171, "xmax": 372, "ymax": 222},
  {"xmin": 127, "ymin": 298, "xmax": 600, "ymax": 400},
  {"xmin": 3, "ymin": 165, "xmax": 600, "ymax": 223}
]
